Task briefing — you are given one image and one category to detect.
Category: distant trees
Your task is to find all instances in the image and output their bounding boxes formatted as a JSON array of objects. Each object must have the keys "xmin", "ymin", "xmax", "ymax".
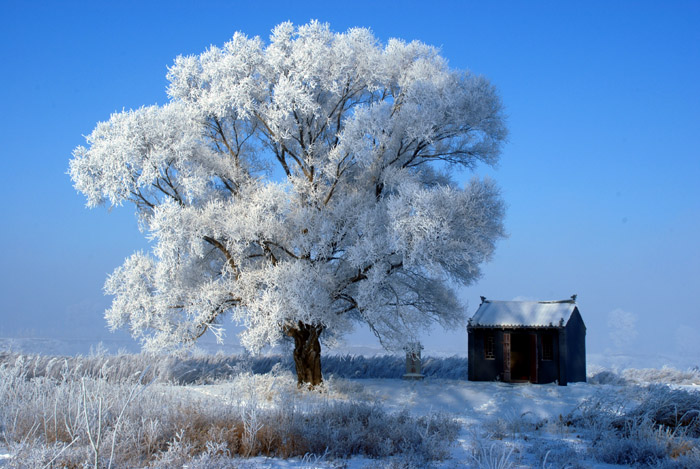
[{"xmin": 70, "ymin": 21, "xmax": 507, "ymax": 386}]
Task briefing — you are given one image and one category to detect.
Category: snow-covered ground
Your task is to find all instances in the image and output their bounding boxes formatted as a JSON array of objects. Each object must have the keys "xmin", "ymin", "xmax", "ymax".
[
  {"xmin": 2, "ymin": 380, "xmax": 698, "ymax": 467},
  {"xmin": 184, "ymin": 378, "xmax": 597, "ymax": 422},
  {"xmin": 180, "ymin": 379, "xmax": 594, "ymax": 467},
  {"xmin": 1, "ymin": 342, "xmax": 699, "ymax": 467},
  {"xmin": 140, "ymin": 374, "xmax": 696, "ymax": 468}
]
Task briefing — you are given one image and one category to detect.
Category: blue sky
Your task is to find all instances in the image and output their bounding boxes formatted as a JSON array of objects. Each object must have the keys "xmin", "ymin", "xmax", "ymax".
[{"xmin": 1, "ymin": 1, "xmax": 698, "ymax": 363}]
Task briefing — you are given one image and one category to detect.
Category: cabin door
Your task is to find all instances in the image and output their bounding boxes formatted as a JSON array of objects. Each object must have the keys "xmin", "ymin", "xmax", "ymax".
[
  {"xmin": 502, "ymin": 332, "xmax": 511, "ymax": 382},
  {"xmin": 509, "ymin": 332, "xmax": 538, "ymax": 383},
  {"xmin": 530, "ymin": 333, "xmax": 538, "ymax": 383}
]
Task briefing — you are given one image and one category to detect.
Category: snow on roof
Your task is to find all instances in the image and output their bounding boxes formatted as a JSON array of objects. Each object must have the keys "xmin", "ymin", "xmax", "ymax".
[{"xmin": 470, "ymin": 299, "xmax": 577, "ymax": 328}]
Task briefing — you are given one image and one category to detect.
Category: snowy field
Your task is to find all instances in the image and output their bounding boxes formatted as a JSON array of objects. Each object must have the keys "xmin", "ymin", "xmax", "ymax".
[
  {"xmin": 176, "ymin": 378, "xmax": 620, "ymax": 467},
  {"xmin": 0, "ymin": 345, "xmax": 699, "ymax": 467}
]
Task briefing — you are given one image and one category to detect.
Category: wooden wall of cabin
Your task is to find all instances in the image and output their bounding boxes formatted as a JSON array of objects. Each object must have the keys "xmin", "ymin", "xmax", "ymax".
[
  {"xmin": 469, "ymin": 328, "xmax": 565, "ymax": 384},
  {"xmin": 467, "ymin": 328, "xmax": 502, "ymax": 381},
  {"xmin": 536, "ymin": 330, "xmax": 560, "ymax": 384},
  {"xmin": 565, "ymin": 309, "xmax": 587, "ymax": 382}
]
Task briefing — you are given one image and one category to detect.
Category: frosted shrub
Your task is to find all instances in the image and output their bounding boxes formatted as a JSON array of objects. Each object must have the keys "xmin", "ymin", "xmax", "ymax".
[
  {"xmin": 566, "ymin": 386, "xmax": 635, "ymax": 433},
  {"xmin": 149, "ymin": 430, "xmax": 196, "ymax": 467},
  {"xmin": 323, "ymin": 354, "xmax": 404, "ymax": 379},
  {"xmin": 482, "ymin": 409, "xmax": 541, "ymax": 441},
  {"xmin": 587, "ymin": 369, "xmax": 628, "ymax": 385},
  {"xmin": 420, "ymin": 356, "xmax": 469, "ymax": 380},
  {"xmin": 587, "ymin": 366, "xmax": 700, "ymax": 386},
  {"xmin": 566, "ymin": 384, "xmax": 700, "ymax": 466},
  {"xmin": 295, "ymin": 403, "xmax": 458, "ymax": 460},
  {"xmin": 227, "ymin": 363, "xmax": 298, "ymax": 406},
  {"xmin": 0, "ymin": 351, "xmax": 173, "ymax": 384},
  {"xmin": 630, "ymin": 385, "xmax": 700, "ymax": 437},
  {"xmin": 531, "ymin": 439, "xmax": 585, "ymax": 469},
  {"xmin": 0, "ymin": 359, "xmax": 154, "ymax": 468},
  {"xmin": 481, "ymin": 416, "xmax": 509, "ymax": 441},
  {"xmin": 468, "ymin": 441, "xmax": 516, "ymax": 469},
  {"xmin": 662, "ymin": 446, "xmax": 700, "ymax": 469},
  {"xmin": 622, "ymin": 367, "xmax": 700, "ymax": 385},
  {"xmin": 594, "ymin": 428, "xmax": 667, "ymax": 466},
  {"xmin": 3, "ymin": 440, "xmax": 89, "ymax": 469},
  {"xmin": 322, "ymin": 355, "xmax": 469, "ymax": 380}
]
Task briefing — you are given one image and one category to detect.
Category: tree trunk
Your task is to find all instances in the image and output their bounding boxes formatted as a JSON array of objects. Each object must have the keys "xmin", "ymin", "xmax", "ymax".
[{"xmin": 285, "ymin": 322, "xmax": 323, "ymax": 387}]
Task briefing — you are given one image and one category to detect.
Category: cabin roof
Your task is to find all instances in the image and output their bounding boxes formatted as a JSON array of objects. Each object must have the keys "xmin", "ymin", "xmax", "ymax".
[{"xmin": 470, "ymin": 298, "xmax": 577, "ymax": 328}]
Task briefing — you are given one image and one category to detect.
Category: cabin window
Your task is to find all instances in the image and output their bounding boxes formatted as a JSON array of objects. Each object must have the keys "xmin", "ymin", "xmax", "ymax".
[
  {"xmin": 484, "ymin": 334, "xmax": 495, "ymax": 359},
  {"xmin": 542, "ymin": 333, "xmax": 554, "ymax": 361}
]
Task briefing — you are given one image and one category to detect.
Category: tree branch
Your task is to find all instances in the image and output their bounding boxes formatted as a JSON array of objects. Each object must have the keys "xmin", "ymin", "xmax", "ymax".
[{"xmin": 203, "ymin": 236, "xmax": 238, "ymax": 278}]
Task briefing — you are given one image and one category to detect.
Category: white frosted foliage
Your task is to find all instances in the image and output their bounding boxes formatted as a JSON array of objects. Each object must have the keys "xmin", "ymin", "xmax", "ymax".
[{"xmin": 70, "ymin": 21, "xmax": 507, "ymax": 354}]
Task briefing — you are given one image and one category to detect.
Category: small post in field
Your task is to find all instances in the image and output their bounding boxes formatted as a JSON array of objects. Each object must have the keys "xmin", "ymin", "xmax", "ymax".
[{"xmin": 403, "ymin": 342, "xmax": 425, "ymax": 380}]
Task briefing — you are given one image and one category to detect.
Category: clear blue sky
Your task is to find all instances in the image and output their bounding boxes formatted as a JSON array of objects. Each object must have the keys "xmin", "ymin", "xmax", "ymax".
[{"xmin": 1, "ymin": 1, "xmax": 698, "ymax": 364}]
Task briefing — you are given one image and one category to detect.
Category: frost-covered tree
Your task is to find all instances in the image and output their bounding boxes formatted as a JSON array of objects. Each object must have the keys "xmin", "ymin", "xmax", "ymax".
[{"xmin": 70, "ymin": 21, "xmax": 507, "ymax": 386}]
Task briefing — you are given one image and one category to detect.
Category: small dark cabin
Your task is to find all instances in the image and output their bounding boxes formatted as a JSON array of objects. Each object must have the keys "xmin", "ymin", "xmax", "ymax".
[{"xmin": 467, "ymin": 296, "xmax": 586, "ymax": 385}]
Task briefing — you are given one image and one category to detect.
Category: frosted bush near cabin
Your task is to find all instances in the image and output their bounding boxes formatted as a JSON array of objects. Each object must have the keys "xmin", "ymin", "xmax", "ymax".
[
  {"xmin": 69, "ymin": 20, "xmax": 507, "ymax": 385},
  {"xmin": 565, "ymin": 383, "xmax": 700, "ymax": 467}
]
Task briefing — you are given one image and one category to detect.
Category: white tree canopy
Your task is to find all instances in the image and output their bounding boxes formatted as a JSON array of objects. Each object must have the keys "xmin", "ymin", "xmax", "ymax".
[{"xmin": 70, "ymin": 21, "xmax": 507, "ymax": 354}]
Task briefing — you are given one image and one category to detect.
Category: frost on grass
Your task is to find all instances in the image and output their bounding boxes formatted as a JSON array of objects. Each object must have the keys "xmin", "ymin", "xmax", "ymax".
[
  {"xmin": 3, "ymin": 352, "xmax": 700, "ymax": 467},
  {"xmin": 588, "ymin": 365, "xmax": 700, "ymax": 386},
  {"xmin": 464, "ymin": 374, "xmax": 700, "ymax": 468},
  {"xmin": 0, "ymin": 358, "xmax": 458, "ymax": 467},
  {"xmin": 0, "ymin": 351, "xmax": 471, "ymax": 383},
  {"xmin": 564, "ymin": 384, "xmax": 700, "ymax": 467}
]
